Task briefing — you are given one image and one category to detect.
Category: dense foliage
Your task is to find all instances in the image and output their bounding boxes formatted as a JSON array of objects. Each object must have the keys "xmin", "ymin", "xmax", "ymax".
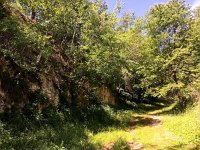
[
  {"xmin": 129, "ymin": 0, "xmax": 200, "ymax": 108},
  {"xmin": 1, "ymin": 0, "xmax": 199, "ymax": 107},
  {"xmin": 0, "ymin": 0, "xmax": 200, "ymax": 149}
]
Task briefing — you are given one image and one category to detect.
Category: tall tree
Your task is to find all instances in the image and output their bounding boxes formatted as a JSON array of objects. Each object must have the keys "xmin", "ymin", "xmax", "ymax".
[{"xmin": 132, "ymin": 0, "xmax": 197, "ymax": 105}]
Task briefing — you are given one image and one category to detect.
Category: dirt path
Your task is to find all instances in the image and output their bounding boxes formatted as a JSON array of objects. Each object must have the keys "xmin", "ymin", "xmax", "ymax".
[
  {"xmin": 128, "ymin": 114, "xmax": 191, "ymax": 150},
  {"xmin": 101, "ymin": 102, "xmax": 199, "ymax": 150},
  {"xmin": 127, "ymin": 114, "xmax": 162, "ymax": 150},
  {"xmin": 102, "ymin": 114, "xmax": 162, "ymax": 150},
  {"xmin": 128, "ymin": 114, "xmax": 162, "ymax": 128},
  {"xmin": 102, "ymin": 112, "xmax": 198, "ymax": 150}
]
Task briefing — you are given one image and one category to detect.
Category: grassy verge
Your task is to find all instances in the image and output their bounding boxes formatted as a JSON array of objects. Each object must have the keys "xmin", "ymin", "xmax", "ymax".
[
  {"xmin": 0, "ymin": 100, "xmax": 199, "ymax": 150},
  {"xmin": 163, "ymin": 103, "xmax": 200, "ymax": 145},
  {"xmin": 133, "ymin": 102, "xmax": 200, "ymax": 150},
  {"xmin": 0, "ymin": 104, "xmax": 135, "ymax": 150}
]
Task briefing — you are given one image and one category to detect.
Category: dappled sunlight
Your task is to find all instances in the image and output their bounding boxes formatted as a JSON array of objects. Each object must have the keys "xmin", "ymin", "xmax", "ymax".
[
  {"xmin": 0, "ymin": 0, "xmax": 200, "ymax": 149},
  {"xmin": 89, "ymin": 130, "xmax": 133, "ymax": 146},
  {"xmin": 129, "ymin": 115, "xmax": 161, "ymax": 127}
]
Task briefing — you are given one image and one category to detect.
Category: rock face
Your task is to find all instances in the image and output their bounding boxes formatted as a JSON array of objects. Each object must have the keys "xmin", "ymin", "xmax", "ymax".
[
  {"xmin": 0, "ymin": 4, "xmax": 119, "ymax": 113},
  {"xmin": 0, "ymin": 51, "xmax": 118, "ymax": 112},
  {"xmin": 0, "ymin": 53, "xmax": 118, "ymax": 112},
  {"xmin": 0, "ymin": 56, "xmax": 59, "ymax": 112},
  {"xmin": 0, "ymin": 3, "xmax": 70, "ymax": 112},
  {"xmin": 95, "ymin": 86, "xmax": 118, "ymax": 105}
]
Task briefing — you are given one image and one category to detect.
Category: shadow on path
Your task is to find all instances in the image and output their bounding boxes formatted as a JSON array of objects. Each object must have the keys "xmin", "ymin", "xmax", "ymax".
[{"xmin": 129, "ymin": 115, "xmax": 161, "ymax": 128}]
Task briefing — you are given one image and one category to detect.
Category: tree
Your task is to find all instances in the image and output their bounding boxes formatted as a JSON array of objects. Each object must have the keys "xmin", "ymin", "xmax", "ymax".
[
  {"xmin": 131, "ymin": 0, "xmax": 198, "ymax": 106},
  {"xmin": 75, "ymin": 0, "xmax": 128, "ymax": 88}
]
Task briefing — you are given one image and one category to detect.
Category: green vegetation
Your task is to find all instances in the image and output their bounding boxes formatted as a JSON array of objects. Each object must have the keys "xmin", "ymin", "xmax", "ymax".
[
  {"xmin": 0, "ymin": 104, "xmax": 134, "ymax": 149},
  {"xmin": 0, "ymin": 102, "xmax": 200, "ymax": 149},
  {"xmin": 133, "ymin": 103, "xmax": 200, "ymax": 150},
  {"xmin": 0, "ymin": 0, "xmax": 200, "ymax": 149},
  {"xmin": 164, "ymin": 104, "xmax": 200, "ymax": 145}
]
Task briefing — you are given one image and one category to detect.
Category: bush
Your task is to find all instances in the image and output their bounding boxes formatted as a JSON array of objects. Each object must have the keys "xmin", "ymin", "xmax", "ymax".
[
  {"xmin": 112, "ymin": 139, "xmax": 131, "ymax": 150},
  {"xmin": 0, "ymin": 122, "xmax": 10, "ymax": 146}
]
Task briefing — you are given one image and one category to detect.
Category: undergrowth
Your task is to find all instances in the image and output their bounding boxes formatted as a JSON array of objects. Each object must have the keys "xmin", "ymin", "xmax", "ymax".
[
  {"xmin": 0, "ymin": 104, "xmax": 134, "ymax": 150},
  {"xmin": 0, "ymin": 100, "xmax": 200, "ymax": 150}
]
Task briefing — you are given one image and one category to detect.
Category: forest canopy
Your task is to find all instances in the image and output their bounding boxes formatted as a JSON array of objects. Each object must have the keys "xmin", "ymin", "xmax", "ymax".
[{"xmin": 0, "ymin": 0, "xmax": 199, "ymax": 108}]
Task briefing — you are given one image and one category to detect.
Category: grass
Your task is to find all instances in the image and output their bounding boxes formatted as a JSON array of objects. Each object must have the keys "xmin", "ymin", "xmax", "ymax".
[
  {"xmin": 134, "ymin": 126, "xmax": 181, "ymax": 149},
  {"xmin": 163, "ymin": 103, "xmax": 200, "ymax": 145},
  {"xmin": 0, "ymin": 104, "xmax": 135, "ymax": 150},
  {"xmin": 112, "ymin": 139, "xmax": 131, "ymax": 150},
  {"xmin": 89, "ymin": 130, "xmax": 133, "ymax": 146},
  {"xmin": 0, "ymin": 100, "xmax": 200, "ymax": 150},
  {"xmin": 133, "ymin": 102, "xmax": 200, "ymax": 150}
]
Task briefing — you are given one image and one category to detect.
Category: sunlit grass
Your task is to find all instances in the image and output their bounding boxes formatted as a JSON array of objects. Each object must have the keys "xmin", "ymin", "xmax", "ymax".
[
  {"xmin": 148, "ymin": 101, "xmax": 178, "ymax": 115},
  {"xmin": 89, "ymin": 130, "xmax": 133, "ymax": 146},
  {"xmin": 133, "ymin": 102, "xmax": 200, "ymax": 150},
  {"xmin": 163, "ymin": 103, "xmax": 200, "ymax": 145},
  {"xmin": 134, "ymin": 125, "xmax": 184, "ymax": 149},
  {"xmin": 1, "ymin": 102, "xmax": 200, "ymax": 149}
]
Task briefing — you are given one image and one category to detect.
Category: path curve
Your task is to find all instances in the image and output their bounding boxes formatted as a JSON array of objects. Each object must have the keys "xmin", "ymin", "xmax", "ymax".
[{"xmin": 102, "ymin": 114, "xmax": 162, "ymax": 150}]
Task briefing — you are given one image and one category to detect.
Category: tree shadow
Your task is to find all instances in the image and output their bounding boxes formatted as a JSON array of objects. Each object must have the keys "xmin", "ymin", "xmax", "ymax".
[
  {"xmin": 0, "ymin": 105, "xmax": 101, "ymax": 149},
  {"xmin": 128, "ymin": 115, "xmax": 161, "ymax": 128},
  {"xmin": 154, "ymin": 101, "xmax": 192, "ymax": 115},
  {"xmin": 115, "ymin": 98, "xmax": 174, "ymax": 115},
  {"xmin": 0, "ymin": 100, "xmax": 177, "ymax": 149}
]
